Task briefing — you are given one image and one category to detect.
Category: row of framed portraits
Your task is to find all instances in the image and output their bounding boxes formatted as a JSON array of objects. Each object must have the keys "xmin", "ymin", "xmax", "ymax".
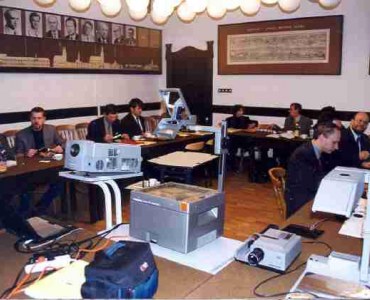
[
  {"xmin": 0, "ymin": 6, "xmax": 157, "ymax": 47},
  {"xmin": 0, "ymin": 6, "xmax": 162, "ymax": 74}
]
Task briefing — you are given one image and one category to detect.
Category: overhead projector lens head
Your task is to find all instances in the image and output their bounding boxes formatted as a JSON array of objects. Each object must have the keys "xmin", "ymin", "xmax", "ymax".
[
  {"xmin": 70, "ymin": 143, "xmax": 80, "ymax": 157},
  {"xmin": 247, "ymin": 248, "xmax": 264, "ymax": 266}
]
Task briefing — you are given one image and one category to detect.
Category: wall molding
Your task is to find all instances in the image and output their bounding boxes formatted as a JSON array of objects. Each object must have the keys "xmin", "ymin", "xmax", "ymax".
[
  {"xmin": 212, "ymin": 105, "xmax": 362, "ymax": 121},
  {"xmin": 0, "ymin": 102, "xmax": 161, "ymax": 125}
]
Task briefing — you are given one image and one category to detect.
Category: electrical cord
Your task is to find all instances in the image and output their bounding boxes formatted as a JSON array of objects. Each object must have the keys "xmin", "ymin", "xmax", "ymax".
[{"xmin": 252, "ymin": 240, "xmax": 332, "ymax": 298}]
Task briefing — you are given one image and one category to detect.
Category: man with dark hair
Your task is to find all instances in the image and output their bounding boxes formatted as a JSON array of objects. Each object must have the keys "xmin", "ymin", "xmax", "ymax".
[
  {"xmin": 4, "ymin": 8, "xmax": 21, "ymax": 35},
  {"xmin": 284, "ymin": 103, "xmax": 313, "ymax": 135},
  {"xmin": 285, "ymin": 122, "xmax": 341, "ymax": 216},
  {"xmin": 226, "ymin": 105, "xmax": 256, "ymax": 129},
  {"xmin": 87, "ymin": 104, "xmax": 124, "ymax": 143},
  {"xmin": 81, "ymin": 20, "xmax": 94, "ymax": 42},
  {"xmin": 316, "ymin": 106, "xmax": 343, "ymax": 128},
  {"xmin": 121, "ymin": 98, "xmax": 146, "ymax": 138},
  {"xmin": 15, "ymin": 107, "xmax": 64, "ymax": 215},
  {"xmin": 338, "ymin": 112, "xmax": 370, "ymax": 169},
  {"xmin": 65, "ymin": 17, "xmax": 79, "ymax": 40},
  {"xmin": 27, "ymin": 12, "xmax": 42, "ymax": 37}
]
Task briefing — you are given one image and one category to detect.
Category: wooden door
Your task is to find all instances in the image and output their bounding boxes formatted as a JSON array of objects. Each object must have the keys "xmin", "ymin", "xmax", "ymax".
[{"xmin": 166, "ymin": 41, "xmax": 213, "ymax": 125}]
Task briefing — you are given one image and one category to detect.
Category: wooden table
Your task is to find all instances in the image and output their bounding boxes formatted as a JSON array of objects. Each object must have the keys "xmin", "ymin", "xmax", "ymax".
[{"xmin": 0, "ymin": 202, "xmax": 362, "ymax": 298}]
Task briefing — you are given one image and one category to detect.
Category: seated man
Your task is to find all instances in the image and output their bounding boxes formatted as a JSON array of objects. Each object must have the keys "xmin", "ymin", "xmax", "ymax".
[
  {"xmin": 285, "ymin": 122, "xmax": 341, "ymax": 217},
  {"xmin": 15, "ymin": 107, "xmax": 64, "ymax": 215},
  {"xmin": 316, "ymin": 106, "xmax": 344, "ymax": 129},
  {"xmin": 226, "ymin": 105, "xmax": 257, "ymax": 129},
  {"xmin": 338, "ymin": 112, "xmax": 370, "ymax": 169},
  {"xmin": 87, "ymin": 104, "xmax": 124, "ymax": 143},
  {"xmin": 284, "ymin": 103, "xmax": 313, "ymax": 135},
  {"xmin": 121, "ymin": 98, "xmax": 146, "ymax": 139}
]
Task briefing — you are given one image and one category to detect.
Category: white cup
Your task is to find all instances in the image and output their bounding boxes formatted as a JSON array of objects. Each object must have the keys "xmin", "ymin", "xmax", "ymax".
[
  {"xmin": 287, "ymin": 130, "xmax": 293, "ymax": 134},
  {"xmin": 300, "ymin": 134, "xmax": 308, "ymax": 139},
  {"xmin": 53, "ymin": 153, "xmax": 63, "ymax": 161},
  {"xmin": 132, "ymin": 135, "xmax": 142, "ymax": 141},
  {"xmin": 149, "ymin": 178, "xmax": 159, "ymax": 187}
]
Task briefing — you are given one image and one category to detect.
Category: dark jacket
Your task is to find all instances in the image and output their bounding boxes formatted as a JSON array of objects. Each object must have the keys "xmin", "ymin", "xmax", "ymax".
[
  {"xmin": 285, "ymin": 142, "xmax": 334, "ymax": 217},
  {"xmin": 0, "ymin": 134, "xmax": 15, "ymax": 160},
  {"xmin": 284, "ymin": 115, "xmax": 313, "ymax": 135},
  {"xmin": 87, "ymin": 117, "xmax": 122, "ymax": 143},
  {"xmin": 337, "ymin": 127, "xmax": 370, "ymax": 168},
  {"xmin": 226, "ymin": 115, "xmax": 257, "ymax": 129},
  {"xmin": 121, "ymin": 114, "xmax": 146, "ymax": 138},
  {"xmin": 15, "ymin": 124, "xmax": 63, "ymax": 155}
]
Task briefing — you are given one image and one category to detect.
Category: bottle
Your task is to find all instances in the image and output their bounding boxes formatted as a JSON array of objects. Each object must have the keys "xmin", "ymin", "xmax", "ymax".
[
  {"xmin": 293, "ymin": 122, "xmax": 300, "ymax": 138},
  {"xmin": 0, "ymin": 146, "xmax": 7, "ymax": 173},
  {"xmin": 309, "ymin": 126, "xmax": 314, "ymax": 139}
]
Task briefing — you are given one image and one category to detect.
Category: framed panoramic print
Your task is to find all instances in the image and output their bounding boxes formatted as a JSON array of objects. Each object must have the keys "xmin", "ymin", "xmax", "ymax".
[
  {"xmin": 0, "ymin": 6, "xmax": 162, "ymax": 74},
  {"xmin": 218, "ymin": 15, "xmax": 343, "ymax": 75}
]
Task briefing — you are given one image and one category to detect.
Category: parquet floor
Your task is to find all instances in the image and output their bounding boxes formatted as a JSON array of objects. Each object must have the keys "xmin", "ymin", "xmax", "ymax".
[{"xmin": 73, "ymin": 171, "xmax": 283, "ymax": 241}]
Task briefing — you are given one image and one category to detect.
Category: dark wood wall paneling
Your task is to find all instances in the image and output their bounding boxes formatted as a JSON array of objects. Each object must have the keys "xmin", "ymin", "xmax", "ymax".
[
  {"xmin": 0, "ymin": 102, "xmax": 161, "ymax": 125},
  {"xmin": 212, "ymin": 105, "xmax": 362, "ymax": 122}
]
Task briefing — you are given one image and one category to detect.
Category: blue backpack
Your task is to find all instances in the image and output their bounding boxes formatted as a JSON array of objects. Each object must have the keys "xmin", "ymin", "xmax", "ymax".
[{"xmin": 81, "ymin": 241, "xmax": 158, "ymax": 299}]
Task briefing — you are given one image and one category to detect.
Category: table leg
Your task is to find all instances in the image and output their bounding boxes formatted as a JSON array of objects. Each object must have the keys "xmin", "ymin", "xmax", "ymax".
[
  {"xmin": 104, "ymin": 180, "xmax": 122, "ymax": 225},
  {"xmin": 91, "ymin": 181, "xmax": 113, "ymax": 230}
]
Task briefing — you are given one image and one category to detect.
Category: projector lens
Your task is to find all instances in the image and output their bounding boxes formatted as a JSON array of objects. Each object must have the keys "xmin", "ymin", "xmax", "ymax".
[
  {"xmin": 70, "ymin": 144, "xmax": 80, "ymax": 157},
  {"xmin": 247, "ymin": 248, "xmax": 264, "ymax": 266}
]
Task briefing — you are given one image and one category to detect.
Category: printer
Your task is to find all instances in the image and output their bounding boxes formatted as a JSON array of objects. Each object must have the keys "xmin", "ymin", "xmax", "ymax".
[{"xmin": 130, "ymin": 182, "xmax": 225, "ymax": 253}]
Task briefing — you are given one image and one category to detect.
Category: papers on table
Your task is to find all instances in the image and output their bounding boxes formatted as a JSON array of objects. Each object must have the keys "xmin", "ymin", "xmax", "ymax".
[
  {"xmin": 6, "ymin": 160, "xmax": 17, "ymax": 167},
  {"xmin": 148, "ymin": 151, "xmax": 218, "ymax": 168}
]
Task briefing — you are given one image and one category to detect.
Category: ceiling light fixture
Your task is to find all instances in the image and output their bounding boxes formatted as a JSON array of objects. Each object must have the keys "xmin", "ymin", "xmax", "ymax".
[{"xmin": 33, "ymin": 0, "xmax": 342, "ymax": 25}]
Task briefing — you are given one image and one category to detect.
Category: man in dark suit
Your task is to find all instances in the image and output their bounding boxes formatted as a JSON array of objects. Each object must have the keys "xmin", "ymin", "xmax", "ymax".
[
  {"xmin": 45, "ymin": 15, "xmax": 62, "ymax": 39},
  {"xmin": 337, "ymin": 112, "xmax": 370, "ymax": 169},
  {"xmin": 121, "ymin": 98, "xmax": 146, "ymax": 139},
  {"xmin": 64, "ymin": 17, "xmax": 79, "ymax": 40},
  {"xmin": 284, "ymin": 103, "xmax": 313, "ymax": 135},
  {"xmin": 87, "ymin": 104, "xmax": 124, "ymax": 143},
  {"xmin": 226, "ymin": 105, "xmax": 257, "ymax": 129},
  {"xmin": 285, "ymin": 122, "xmax": 341, "ymax": 217},
  {"xmin": 15, "ymin": 107, "xmax": 64, "ymax": 215}
]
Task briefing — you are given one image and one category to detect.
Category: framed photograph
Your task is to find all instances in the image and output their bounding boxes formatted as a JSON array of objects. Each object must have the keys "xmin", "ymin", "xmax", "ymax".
[
  {"xmin": 218, "ymin": 15, "xmax": 343, "ymax": 75},
  {"xmin": 3, "ymin": 8, "xmax": 22, "ymax": 36},
  {"xmin": 25, "ymin": 11, "xmax": 42, "ymax": 38},
  {"xmin": 0, "ymin": 5, "xmax": 162, "ymax": 74},
  {"xmin": 80, "ymin": 19, "xmax": 94, "ymax": 42},
  {"xmin": 44, "ymin": 13, "xmax": 62, "ymax": 39}
]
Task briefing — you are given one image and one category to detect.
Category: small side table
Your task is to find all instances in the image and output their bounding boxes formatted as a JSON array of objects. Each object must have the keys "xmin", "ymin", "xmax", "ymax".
[{"xmin": 59, "ymin": 171, "xmax": 143, "ymax": 231}]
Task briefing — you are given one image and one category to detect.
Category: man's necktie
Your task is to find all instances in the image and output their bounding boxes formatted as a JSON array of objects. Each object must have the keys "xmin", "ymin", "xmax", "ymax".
[
  {"xmin": 136, "ymin": 117, "xmax": 143, "ymax": 132},
  {"xmin": 357, "ymin": 136, "xmax": 362, "ymax": 154}
]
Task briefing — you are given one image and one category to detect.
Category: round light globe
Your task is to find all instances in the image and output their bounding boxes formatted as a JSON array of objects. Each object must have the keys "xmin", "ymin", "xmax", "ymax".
[
  {"xmin": 186, "ymin": 0, "xmax": 207, "ymax": 13},
  {"xmin": 34, "ymin": 0, "xmax": 56, "ymax": 6},
  {"xmin": 99, "ymin": 0, "xmax": 122, "ymax": 17},
  {"xmin": 207, "ymin": 0, "xmax": 227, "ymax": 19},
  {"xmin": 177, "ymin": 2, "xmax": 196, "ymax": 22},
  {"xmin": 153, "ymin": 0, "xmax": 174, "ymax": 17},
  {"xmin": 69, "ymin": 0, "xmax": 91, "ymax": 12},
  {"xmin": 318, "ymin": 0, "xmax": 341, "ymax": 9},
  {"xmin": 151, "ymin": 10, "xmax": 169, "ymax": 24},
  {"xmin": 261, "ymin": 0, "xmax": 278, "ymax": 5},
  {"xmin": 126, "ymin": 0, "xmax": 149, "ymax": 12},
  {"xmin": 225, "ymin": 0, "xmax": 241, "ymax": 11},
  {"xmin": 240, "ymin": 0, "xmax": 261, "ymax": 15},
  {"xmin": 278, "ymin": 0, "xmax": 300, "ymax": 12},
  {"xmin": 129, "ymin": 7, "xmax": 148, "ymax": 21}
]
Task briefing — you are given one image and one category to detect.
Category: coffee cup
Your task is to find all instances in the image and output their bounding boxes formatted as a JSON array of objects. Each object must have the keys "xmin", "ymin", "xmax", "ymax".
[
  {"xmin": 300, "ymin": 134, "xmax": 308, "ymax": 139},
  {"xmin": 53, "ymin": 153, "xmax": 63, "ymax": 161}
]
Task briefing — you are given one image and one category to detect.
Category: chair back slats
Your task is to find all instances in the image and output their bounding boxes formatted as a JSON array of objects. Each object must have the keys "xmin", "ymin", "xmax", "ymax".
[
  {"xmin": 75, "ymin": 122, "xmax": 89, "ymax": 140},
  {"xmin": 2, "ymin": 130, "xmax": 18, "ymax": 149},
  {"xmin": 56, "ymin": 125, "xmax": 77, "ymax": 142}
]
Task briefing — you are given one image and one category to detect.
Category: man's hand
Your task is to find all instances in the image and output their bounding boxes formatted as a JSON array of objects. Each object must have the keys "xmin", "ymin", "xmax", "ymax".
[
  {"xmin": 51, "ymin": 145, "xmax": 63, "ymax": 154},
  {"xmin": 40, "ymin": 151, "xmax": 53, "ymax": 158},
  {"xmin": 121, "ymin": 134, "xmax": 129, "ymax": 140},
  {"xmin": 26, "ymin": 149, "xmax": 37, "ymax": 158},
  {"xmin": 104, "ymin": 134, "xmax": 113, "ymax": 143},
  {"xmin": 361, "ymin": 161, "xmax": 370, "ymax": 169},
  {"xmin": 359, "ymin": 151, "xmax": 370, "ymax": 161}
]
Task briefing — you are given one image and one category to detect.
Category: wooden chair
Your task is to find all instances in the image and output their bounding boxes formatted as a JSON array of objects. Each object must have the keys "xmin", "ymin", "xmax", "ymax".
[
  {"xmin": 75, "ymin": 122, "xmax": 89, "ymax": 140},
  {"xmin": 2, "ymin": 130, "xmax": 18, "ymax": 149},
  {"xmin": 268, "ymin": 167, "xmax": 287, "ymax": 219},
  {"xmin": 143, "ymin": 116, "xmax": 157, "ymax": 133},
  {"xmin": 56, "ymin": 124, "xmax": 77, "ymax": 142}
]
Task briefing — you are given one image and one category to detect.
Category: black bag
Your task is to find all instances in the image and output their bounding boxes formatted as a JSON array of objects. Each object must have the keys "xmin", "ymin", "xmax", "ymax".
[{"xmin": 81, "ymin": 240, "xmax": 158, "ymax": 299}]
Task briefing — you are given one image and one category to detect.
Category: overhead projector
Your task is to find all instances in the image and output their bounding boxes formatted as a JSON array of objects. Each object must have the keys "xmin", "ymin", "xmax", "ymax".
[{"xmin": 65, "ymin": 140, "xmax": 142, "ymax": 174}]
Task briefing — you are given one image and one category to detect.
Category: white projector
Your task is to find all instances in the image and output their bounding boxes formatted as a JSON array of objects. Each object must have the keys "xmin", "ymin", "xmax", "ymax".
[
  {"xmin": 313, "ymin": 167, "xmax": 365, "ymax": 218},
  {"xmin": 235, "ymin": 229, "xmax": 301, "ymax": 272},
  {"xmin": 65, "ymin": 140, "xmax": 142, "ymax": 174}
]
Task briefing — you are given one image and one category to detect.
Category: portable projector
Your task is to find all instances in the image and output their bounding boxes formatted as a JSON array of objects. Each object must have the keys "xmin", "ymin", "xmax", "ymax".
[
  {"xmin": 65, "ymin": 140, "xmax": 142, "ymax": 174},
  {"xmin": 235, "ymin": 228, "xmax": 301, "ymax": 272}
]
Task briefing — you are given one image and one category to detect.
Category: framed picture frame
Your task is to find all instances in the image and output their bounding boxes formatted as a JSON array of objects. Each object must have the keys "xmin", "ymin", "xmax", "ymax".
[
  {"xmin": 218, "ymin": 15, "xmax": 343, "ymax": 75},
  {"xmin": 0, "ymin": 5, "xmax": 162, "ymax": 74}
]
